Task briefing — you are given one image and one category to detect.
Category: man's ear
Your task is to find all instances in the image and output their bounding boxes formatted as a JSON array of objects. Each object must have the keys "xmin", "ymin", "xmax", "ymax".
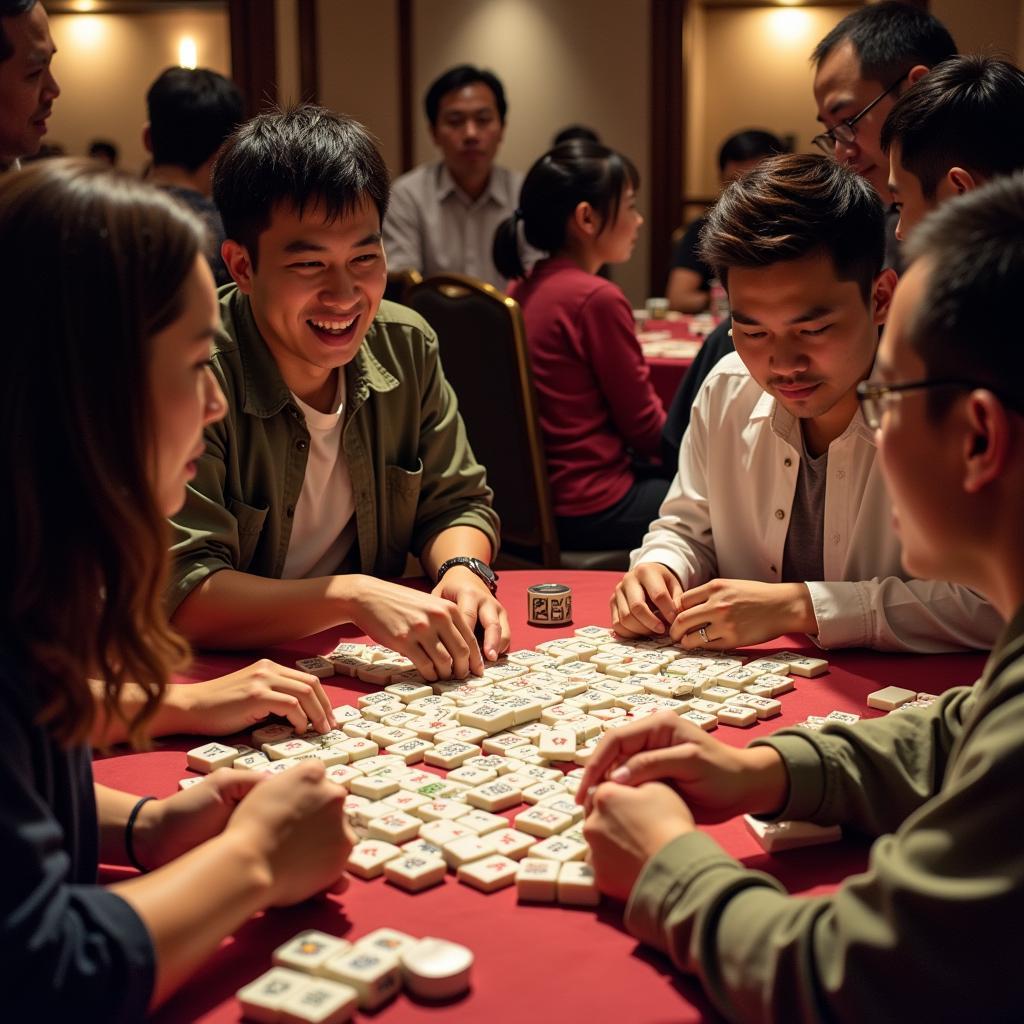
[
  {"xmin": 907, "ymin": 63, "xmax": 929, "ymax": 87},
  {"xmin": 871, "ymin": 267, "xmax": 899, "ymax": 326},
  {"xmin": 962, "ymin": 391, "xmax": 1011, "ymax": 494},
  {"xmin": 142, "ymin": 123, "xmax": 152, "ymax": 156},
  {"xmin": 221, "ymin": 239, "xmax": 255, "ymax": 294},
  {"xmin": 946, "ymin": 166, "xmax": 979, "ymax": 195}
]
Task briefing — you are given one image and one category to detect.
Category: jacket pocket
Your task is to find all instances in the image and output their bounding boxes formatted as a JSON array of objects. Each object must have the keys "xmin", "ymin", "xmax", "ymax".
[
  {"xmin": 382, "ymin": 460, "xmax": 423, "ymax": 572},
  {"xmin": 227, "ymin": 497, "xmax": 269, "ymax": 569}
]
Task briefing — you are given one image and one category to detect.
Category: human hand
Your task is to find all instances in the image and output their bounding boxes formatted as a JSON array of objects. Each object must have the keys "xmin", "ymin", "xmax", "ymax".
[
  {"xmin": 226, "ymin": 761, "xmax": 355, "ymax": 906},
  {"xmin": 431, "ymin": 566, "xmax": 510, "ymax": 662},
  {"xmin": 132, "ymin": 768, "xmax": 265, "ymax": 871},
  {"xmin": 670, "ymin": 579, "xmax": 816, "ymax": 650},
  {"xmin": 583, "ymin": 781, "xmax": 695, "ymax": 901},
  {"xmin": 343, "ymin": 575, "xmax": 484, "ymax": 681},
  {"xmin": 171, "ymin": 661, "xmax": 333, "ymax": 737},
  {"xmin": 610, "ymin": 563, "xmax": 684, "ymax": 637},
  {"xmin": 578, "ymin": 711, "xmax": 787, "ymax": 823}
]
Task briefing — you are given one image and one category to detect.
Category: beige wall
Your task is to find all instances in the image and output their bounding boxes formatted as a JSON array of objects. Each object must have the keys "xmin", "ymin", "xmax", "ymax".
[
  {"xmin": 275, "ymin": 0, "xmax": 301, "ymax": 107},
  {"xmin": 932, "ymin": 0, "xmax": 1022, "ymax": 60},
  {"xmin": 47, "ymin": 10, "xmax": 230, "ymax": 174},
  {"xmin": 411, "ymin": 0, "xmax": 652, "ymax": 303},
  {"xmin": 316, "ymin": 0, "xmax": 402, "ymax": 174},
  {"xmin": 686, "ymin": 5, "xmax": 857, "ymax": 204}
]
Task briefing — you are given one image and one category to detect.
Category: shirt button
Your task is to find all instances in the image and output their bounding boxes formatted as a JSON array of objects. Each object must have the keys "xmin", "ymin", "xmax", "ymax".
[
  {"xmin": 833, "ymin": 533, "xmax": 841, "ymax": 545},
  {"xmin": 784, "ymin": 457, "xmax": 793, "ymax": 468},
  {"xmin": 296, "ymin": 438, "xmax": 308, "ymax": 452},
  {"xmin": 286, "ymin": 504, "xmax": 295, "ymax": 518},
  {"xmin": 775, "ymin": 509, "xmax": 785, "ymax": 520},
  {"xmin": 837, "ymin": 469, "xmax": 846, "ymax": 480},
  {"xmin": 770, "ymin": 564, "xmax": 778, "ymax": 574}
]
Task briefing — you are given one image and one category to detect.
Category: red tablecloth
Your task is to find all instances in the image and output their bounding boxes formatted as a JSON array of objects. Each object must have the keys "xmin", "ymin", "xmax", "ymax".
[
  {"xmin": 93, "ymin": 570, "xmax": 986, "ymax": 1023},
  {"xmin": 637, "ymin": 314, "xmax": 716, "ymax": 410}
]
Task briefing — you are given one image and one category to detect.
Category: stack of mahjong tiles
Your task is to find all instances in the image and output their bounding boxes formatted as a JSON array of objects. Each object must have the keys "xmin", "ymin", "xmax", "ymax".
[
  {"xmin": 182, "ymin": 627, "xmax": 828, "ymax": 896},
  {"xmin": 237, "ymin": 926, "xmax": 473, "ymax": 1022}
]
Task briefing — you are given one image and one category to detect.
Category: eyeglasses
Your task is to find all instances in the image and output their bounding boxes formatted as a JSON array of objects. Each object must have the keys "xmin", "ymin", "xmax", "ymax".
[
  {"xmin": 856, "ymin": 378, "xmax": 1024, "ymax": 430},
  {"xmin": 812, "ymin": 76, "xmax": 906, "ymax": 154}
]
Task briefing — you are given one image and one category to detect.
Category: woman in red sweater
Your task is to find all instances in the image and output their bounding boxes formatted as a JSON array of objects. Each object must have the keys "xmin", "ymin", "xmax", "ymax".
[{"xmin": 493, "ymin": 140, "xmax": 667, "ymax": 551}]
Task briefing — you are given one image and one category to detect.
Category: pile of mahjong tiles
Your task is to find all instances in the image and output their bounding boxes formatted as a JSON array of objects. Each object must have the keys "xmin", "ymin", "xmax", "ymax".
[
  {"xmin": 238, "ymin": 927, "xmax": 473, "ymax": 1022},
  {"xmin": 185, "ymin": 625, "xmax": 849, "ymax": 896}
]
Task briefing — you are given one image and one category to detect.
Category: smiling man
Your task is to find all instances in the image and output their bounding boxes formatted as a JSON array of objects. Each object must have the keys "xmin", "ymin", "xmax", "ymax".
[
  {"xmin": 0, "ymin": 0, "xmax": 59, "ymax": 171},
  {"xmin": 612, "ymin": 154, "xmax": 999, "ymax": 654},
  {"xmin": 383, "ymin": 64, "xmax": 523, "ymax": 289},
  {"xmin": 167, "ymin": 107, "xmax": 508, "ymax": 678},
  {"xmin": 811, "ymin": 1, "xmax": 955, "ymax": 270}
]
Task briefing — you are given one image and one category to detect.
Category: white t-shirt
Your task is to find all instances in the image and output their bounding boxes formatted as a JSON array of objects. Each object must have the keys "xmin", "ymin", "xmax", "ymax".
[{"xmin": 281, "ymin": 370, "xmax": 357, "ymax": 579}]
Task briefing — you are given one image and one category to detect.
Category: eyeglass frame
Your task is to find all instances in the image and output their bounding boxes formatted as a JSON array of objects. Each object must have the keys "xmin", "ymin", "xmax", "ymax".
[
  {"xmin": 812, "ymin": 75, "xmax": 906, "ymax": 154},
  {"xmin": 856, "ymin": 377, "xmax": 1024, "ymax": 430}
]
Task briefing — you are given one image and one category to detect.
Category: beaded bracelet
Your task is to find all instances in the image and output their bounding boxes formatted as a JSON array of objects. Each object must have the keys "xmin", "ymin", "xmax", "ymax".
[{"xmin": 125, "ymin": 795, "xmax": 157, "ymax": 873}]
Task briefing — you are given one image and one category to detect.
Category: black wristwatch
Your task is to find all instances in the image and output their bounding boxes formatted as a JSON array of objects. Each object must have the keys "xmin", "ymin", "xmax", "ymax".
[{"xmin": 436, "ymin": 556, "xmax": 499, "ymax": 594}]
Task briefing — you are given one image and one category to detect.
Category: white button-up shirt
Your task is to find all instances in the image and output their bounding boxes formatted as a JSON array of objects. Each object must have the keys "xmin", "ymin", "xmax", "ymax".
[
  {"xmin": 384, "ymin": 161, "xmax": 524, "ymax": 290},
  {"xmin": 632, "ymin": 353, "xmax": 1001, "ymax": 652}
]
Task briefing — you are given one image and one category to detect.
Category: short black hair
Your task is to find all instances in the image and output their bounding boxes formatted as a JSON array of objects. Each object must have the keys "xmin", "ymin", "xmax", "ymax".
[
  {"xmin": 881, "ymin": 56, "xmax": 1024, "ymax": 199},
  {"xmin": 0, "ymin": 0, "xmax": 37, "ymax": 62},
  {"xmin": 700, "ymin": 153, "xmax": 885, "ymax": 301},
  {"xmin": 425, "ymin": 64, "xmax": 507, "ymax": 126},
  {"xmin": 88, "ymin": 139, "xmax": 118, "ymax": 164},
  {"xmin": 147, "ymin": 67, "xmax": 244, "ymax": 173},
  {"xmin": 213, "ymin": 105, "xmax": 390, "ymax": 265},
  {"xmin": 903, "ymin": 174, "xmax": 1024, "ymax": 414},
  {"xmin": 811, "ymin": 1, "xmax": 956, "ymax": 86},
  {"xmin": 717, "ymin": 129, "xmax": 786, "ymax": 173}
]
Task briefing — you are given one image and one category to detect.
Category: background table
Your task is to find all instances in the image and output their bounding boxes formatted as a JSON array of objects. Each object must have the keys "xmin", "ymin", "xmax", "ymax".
[
  {"xmin": 93, "ymin": 570, "xmax": 987, "ymax": 1023},
  {"xmin": 636, "ymin": 312, "xmax": 719, "ymax": 409}
]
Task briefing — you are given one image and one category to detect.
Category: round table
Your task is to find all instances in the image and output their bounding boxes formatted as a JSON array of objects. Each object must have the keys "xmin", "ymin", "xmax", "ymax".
[
  {"xmin": 93, "ymin": 570, "xmax": 986, "ymax": 1023},
  {"xmin": 636, "ymin": 313, "xmax": 718, "ymax": 410}
]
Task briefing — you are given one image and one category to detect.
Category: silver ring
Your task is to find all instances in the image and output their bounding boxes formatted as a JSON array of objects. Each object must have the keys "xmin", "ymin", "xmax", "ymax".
[{"xmin": 698, "ymin": 626, "xmax": 709, "ymax": 645}]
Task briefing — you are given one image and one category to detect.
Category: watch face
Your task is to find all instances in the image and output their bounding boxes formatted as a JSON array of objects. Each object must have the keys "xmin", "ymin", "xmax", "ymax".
[{"xmin": 470, "ymin": 558, "xmax": 497, "ymax": 582}]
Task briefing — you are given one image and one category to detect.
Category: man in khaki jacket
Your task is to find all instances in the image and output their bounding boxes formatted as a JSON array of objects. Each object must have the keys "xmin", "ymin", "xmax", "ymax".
[
  {"xmin": 580, "ymin": 177, "xmax": 1024, "ymax": 1020},
  {"xmin": 168, "ymin": 107, "xmax": 508, "ymax": 678}
]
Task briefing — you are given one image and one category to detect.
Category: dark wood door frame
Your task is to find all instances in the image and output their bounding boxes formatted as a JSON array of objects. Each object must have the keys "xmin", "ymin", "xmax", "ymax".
[{"xmin": 227, "ymin": 0, "xmax": 277, "ymax": 116}]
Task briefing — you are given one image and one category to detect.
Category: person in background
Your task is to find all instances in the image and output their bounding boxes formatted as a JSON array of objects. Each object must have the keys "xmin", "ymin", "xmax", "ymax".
[
  {"xmin": 144, "ymin": 66, "xmax": 244, "ymax": 286},
  {"xmin": 168, "ymin": 107, "xmax": 508, "ymax": 675},
  {"xmin": 0, "ymin": 0, "xmax": 58, "ymax": 172},
  {"xmin": 384, "ymin": 64, "xmax": 525, "ymax": 289},
  {"xmin": 811, "ymin": 0, "xmax": 956, "ymax": 270},
  {"xmin": 88, "ymin": 138, "xmax": 117, "ymax": 166},
  {"xmin": 882, "ymin": 54, "xmax": 1024, "ymax": 242},
  {"xmin": 615, "ymin": 154, "xmax": 999, "ymax": 654},
  {"xmin": 0, "ymin": 159, "xmax": 355, "ymax": 1019},
  {"xmin": 494, "ymin": 140, "xmax": 667, "ymax": 553},
  {"xmin": 580, "ymin": 172, "xmax": 1024, "ymax": 1024},
  {"xmin": 667, "ymin": 128, "xmax": 786, "ymax": 315},
  {"xmin": 552, "ymin": 124, "xmax": 600, "ymax": 146}
]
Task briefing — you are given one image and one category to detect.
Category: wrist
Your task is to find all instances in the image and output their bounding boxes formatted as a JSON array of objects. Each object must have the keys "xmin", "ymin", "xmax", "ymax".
[
  {"xmin": 783, "ymin": 583, "xmax": 818, "ymax": 635},
  {"xmin": 127, "ymin": 795, "xmax": 162, "ymax": 871},
  {"xmin": 219, "ymin": 822, "xmax": 276, "ymax": 903},
  {"xmin": 742, "ymin": 746, "xmax": 789, "ymax": 817},
  {"xmin": 326, "ymin": 573, "xmax": 367, "ymax": 622}
]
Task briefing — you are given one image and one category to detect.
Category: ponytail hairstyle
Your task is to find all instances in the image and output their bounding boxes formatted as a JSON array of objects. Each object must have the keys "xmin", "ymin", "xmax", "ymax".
[
  {"xmin": 0, "ymin": 160, "xmax": 202, "ymax": 748},
  {"xmin": 493, "ymin": 139, "xmax": 640, "ymax": 280}
]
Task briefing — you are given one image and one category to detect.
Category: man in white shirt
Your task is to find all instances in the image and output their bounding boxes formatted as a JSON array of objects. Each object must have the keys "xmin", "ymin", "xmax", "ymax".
[
  {"xmin": 0, "ymin": 0, "xmax": 59, "ymax": 172},
  {"xmin": 384, "ymin": 64, "xmax": 522, "ymax": 290},
  {"xmin": 612, "ymin": 153, "xmax": 1000, "ymax": 654}
]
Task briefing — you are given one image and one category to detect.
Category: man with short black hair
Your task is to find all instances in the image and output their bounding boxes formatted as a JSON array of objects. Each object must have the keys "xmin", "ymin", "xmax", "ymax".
[
  {"xmin": 613, "ymin": 154, "xmax": 998, "ymax": 654},
  {"xmin": 168, "ymin": 106, "xmax": 509, "ymax": 676},
  {"xmin": 0, "ymin": 0, "xmax": 58, "ymax": 171},
  {"xmin": 811, "ymin": 1, "xmax": 956, "ymax": 269},
  {"xmin": 144, "ymin": 66, "xmax": 244, "ymax": 285},
  {"xmin": 881, "ymin": 54, "xmax": 1024, "ymax": 241},
  {"xmin": 383, "ymin": 64, "xmax": 523, "ymax": 288}
]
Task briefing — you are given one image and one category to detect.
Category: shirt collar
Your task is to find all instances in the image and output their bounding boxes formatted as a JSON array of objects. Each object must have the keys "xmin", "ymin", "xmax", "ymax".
[
  {"xmin": 222, "ymin": 287, "xmax": 398, "ymax": 419},
  {"xmin": 435, "ymin": 161, "xmax": 508, "ymax": 207}
]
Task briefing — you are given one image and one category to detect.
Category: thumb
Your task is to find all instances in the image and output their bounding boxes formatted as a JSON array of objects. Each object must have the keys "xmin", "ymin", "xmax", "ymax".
[{"xmin": 609, "ymin": 746, "xmax": 694, "ymax": 787}]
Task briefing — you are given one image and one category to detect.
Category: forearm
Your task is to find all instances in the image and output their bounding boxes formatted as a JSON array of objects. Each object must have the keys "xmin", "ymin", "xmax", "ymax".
[
  {"xmin": 171, "ymin": 569, "xmax": 360, "ymax": 649},
  {"xmin": 666, "ymin": 270, "xmax": 710, "ymax": 314},
  {"xmin": 111, "ymin": 828, "xmax": 271, "ymax": 1010},
  {"xmin": 420, "ymin": 525, "xmax": 494, "ymax": 581},
  {"xmin": 91, "ymin": 683, "xmax": 198, "ymax": 747}
]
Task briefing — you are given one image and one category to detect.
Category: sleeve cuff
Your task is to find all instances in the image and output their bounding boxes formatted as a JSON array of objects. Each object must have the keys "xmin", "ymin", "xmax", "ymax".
[
  {"xmin": 629, "ymin": 545, "xmax": 693, "ymax": 586},
  {"xmin": 749, "ymin": 732, "xmax": 828, "ymax": 821},
  {"xmin": 164, "ymin": 559, "xmax": 226, "ymax": 618},
  {"xmin": 624, "ymin": 831, "xmax": 742, "ymax": 953},
  {"xmin": 805, "ymin": 580, "xmax": 872, "ymax": 649}
]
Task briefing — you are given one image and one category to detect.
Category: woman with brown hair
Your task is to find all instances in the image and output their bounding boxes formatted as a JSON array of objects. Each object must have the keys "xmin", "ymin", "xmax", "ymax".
[{"xmin": 0, "ymin": 159, "xmax": 355, "ymax": 1017}]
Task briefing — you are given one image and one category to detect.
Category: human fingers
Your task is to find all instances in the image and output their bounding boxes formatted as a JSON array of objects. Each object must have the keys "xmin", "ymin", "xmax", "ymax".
[
  {"xmin": 478, "ymin": 596, "xmax": 510, "ymax": 661},
  {"xmin": 612, "ymin": 574, "xmax": 665, "ymax": 635},
  {"xmin": 259, "ymin": 671, "xmax": 332, "ymax": 733}
]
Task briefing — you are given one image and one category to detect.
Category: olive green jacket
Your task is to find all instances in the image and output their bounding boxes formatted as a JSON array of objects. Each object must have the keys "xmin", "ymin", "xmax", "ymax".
[
  {"xmin": 626, "ymin": 603, "xmax": 1024, "ymax": 1022},
  {"xmin": 167, "ymin": 288, "xmax": 499, "ymax": 614}
]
